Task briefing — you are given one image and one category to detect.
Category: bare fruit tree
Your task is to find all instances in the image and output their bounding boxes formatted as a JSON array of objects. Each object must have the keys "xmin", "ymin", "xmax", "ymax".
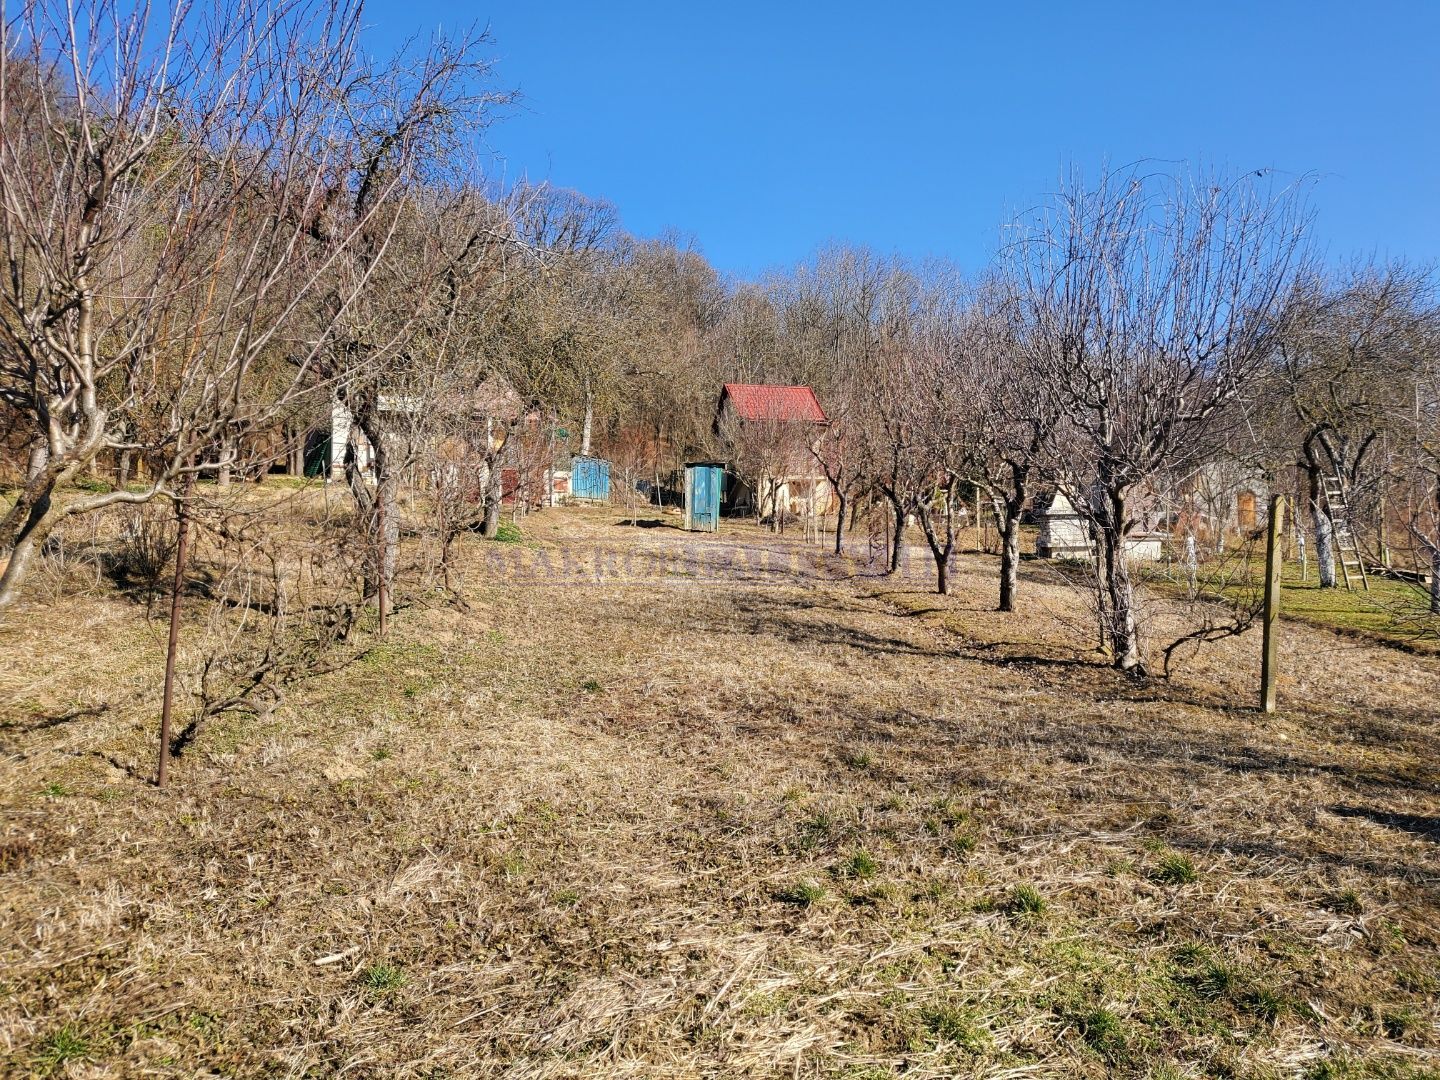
[
  {"xmin": 1008, "ymin": 166, "xmax": 1310, "ymax": 675},
  {"xmin": 1399, "ymin": 312, "xmax": 1440, "ymax": 615},
  {"xmin": 1271, "ymin": 263, "xmax": 1433, "ymax": 588},
  {"xmin": 0, "ymin": 0, "xmax": 448, "ymax": 615},
  {"xmin": 948, "ymin": 279, "xmax": 1058, "ymax": 611},
  {"xmin": 889, "ymin": 278, "xmax": 975, "ymax": 594}
]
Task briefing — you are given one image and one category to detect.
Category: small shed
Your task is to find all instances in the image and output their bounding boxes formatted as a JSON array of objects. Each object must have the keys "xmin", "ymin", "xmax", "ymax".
[
  {"xmin": 570, "ymin": 455, "xmax": 610, "ymax": 503},
  {"xmin": 684, "ymin": 462, "xmax": 725, "ymax": 532}
]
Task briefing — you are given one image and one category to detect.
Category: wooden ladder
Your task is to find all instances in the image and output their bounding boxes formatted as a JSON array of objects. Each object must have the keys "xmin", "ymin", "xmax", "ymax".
[{"xmin": 1319, "ymin": 475, "xmax": 1369, "ymax": 592}]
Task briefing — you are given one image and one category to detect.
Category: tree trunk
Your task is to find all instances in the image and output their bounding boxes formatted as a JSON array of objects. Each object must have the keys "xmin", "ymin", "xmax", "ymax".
[
  {"xmin": 1309, "ymin": 467, "xmax": 1336, "ymax": 588},
  {"xmin": 888, "ymin": 494, "xmax": 905, "ymax": 574},
  {"xmin": 440, "ymin": 531, "xmax": 456, "ymax": 593},
  {"xmin": 998, "ymin": 506, "xmax": 1021, "ymax": 612},
  {"xmin": 117, "ymin": 450, "xmax": 132, "ymax": 489},
  {"xmin": 1099, "ymin": 488, "xmax": 1144, "ymax": 674},
  {"xmin": 349, "ymin": 402, "xmax": 398, "ymax": 605},
  {"xmin": 833, "ymin": 491, "xmax": 847, "ymax": 555},
  {"xmin": 0, "ymin": 450, "xmax": 73, "ymax": 614},
  {"xmin": 480, "ymin": 457, "xmax": 504, "ymax": 537},
  {"xmin": 1093, "ymin": 555, "xmax": 1111, "ymax": 652},
  {"xmin": 376, "ymin": 471, "xmax": 397, "ymax": 619},
  {"xmin": 933, "ymin": 532, "xmax": 952, "ymax": 595},
  {"xmin": 217, "ymin": 434, "xmax": 234, "ymax": 489},
  {"xmin": 581, "ymin": 378, "xmax": 594, "ymax": 457},
  {"xmin": 27, "ymin": 441, "xmax": 48, "ymax": 482},
  {"xmin": 997, "ymin": 466, "xmax": 1028, "ymax": 613},
  {"xmin": 1109, "ymin": 557, "xmax": 1142, "ymax": 673},
  {"xmin": 1184, "ymin": 533, "xmax": 1198, "ymax": 599},
  {"xmin": 917, "ymin": 503, "xmax": 952, "ymax": 595},
  {"xmin": 0, "ymin": 498, "xmax": 53, "ymax": 615},
  {"xmin": 1313, "ymin": 508, "xmax": 1336, "ymax": 588}
]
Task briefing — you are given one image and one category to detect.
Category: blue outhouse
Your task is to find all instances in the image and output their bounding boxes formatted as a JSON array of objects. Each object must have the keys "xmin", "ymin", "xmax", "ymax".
[
  {"xmin": 570, "ymin": 455, "xmax": 610, "ymax": 503},
  {"xmin": 684, "ymin": 462, "xmax": 725, "ymax": 531}
]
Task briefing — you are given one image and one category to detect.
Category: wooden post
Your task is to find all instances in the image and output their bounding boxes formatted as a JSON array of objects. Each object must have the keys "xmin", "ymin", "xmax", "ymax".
[
  {"xmin": 1184, "ymin": 533, "xmax": 1198, "ymax": 599},
  {"xmin": 157, "ymin": 467, "xmax": 197, "ymax": 788},
  {"xmin": 1260, "ymin": 494, "xmax": 1286, "ymax": 713},
  {"xmin": 376, "ymin": 487, "xmax": 388, "ymax": 638}
]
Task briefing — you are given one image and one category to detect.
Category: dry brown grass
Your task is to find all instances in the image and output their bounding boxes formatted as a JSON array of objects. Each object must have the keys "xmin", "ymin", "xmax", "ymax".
[{"xmin": 2, "ymin": 505, "xmax": 1438, "ymax": 1079}]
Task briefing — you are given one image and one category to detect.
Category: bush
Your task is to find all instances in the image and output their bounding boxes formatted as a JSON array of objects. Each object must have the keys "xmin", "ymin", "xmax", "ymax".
[{"xmin": 101, "ymin": 502, "xmax": 178, "ymax": 596}]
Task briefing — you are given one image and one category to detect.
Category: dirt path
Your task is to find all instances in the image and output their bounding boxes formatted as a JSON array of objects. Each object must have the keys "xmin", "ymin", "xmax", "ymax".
[{"xmin": 2, "ymin": 508, "xmax": 1437, "ymax": 1078}]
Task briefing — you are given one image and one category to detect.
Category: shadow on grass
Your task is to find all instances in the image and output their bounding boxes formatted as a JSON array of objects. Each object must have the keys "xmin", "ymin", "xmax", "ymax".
[
  {"xmin": 703, "ymin": 591, "xmax": 959, "ymax": 661},
  {"xmin": 1329, "ymin": 805, "xmax": 1440, "ymax": 844},
  {"xmin": 3, "ymin": 702, "xmax": 111, "ymax": 734}
]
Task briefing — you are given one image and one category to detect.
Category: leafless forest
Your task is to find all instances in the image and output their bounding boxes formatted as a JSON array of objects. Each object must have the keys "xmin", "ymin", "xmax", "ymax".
[{"xmin": 1, "ymin": 1, "xmax": 1438, "ymax": 1078}]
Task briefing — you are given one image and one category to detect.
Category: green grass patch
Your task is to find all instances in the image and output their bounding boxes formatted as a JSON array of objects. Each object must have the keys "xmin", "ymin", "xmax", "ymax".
[
  {"xmin": 1149, "ymin": 851, "xmax": 1198, "ymax": 885},
  {"xmin": 33, "ymin": 1024, "xmax": 93, "ymax": 1072},
  {"xmin": 947, "ymin": 831, "xmax": 978, "ymax": 857},
  {"xmin": 1075, "ymin": 1006, "xmax": 1129, "ymax": 1063},
  {"xmin": 1380, "ymin": 1008, "xmax": 1421, "ymax": 1040},
  {"xmin": 490, "ymin": 521, "xmax": 523, "ymax": 543},
  {"xmin": 359, "ymin": 962, "xmax": 406, "ymax": 994},
  {"xmin": 795, "ymin": 811, "xmax": 836, "ymax": 851},
  {"xmin": 1161, "ymin": 559, "xmax": 1439, "ymax": 653},
  {"xmin": 835, "ymin": 849, "xmax": 879, "ymax": 880},
  {"xmin": 774, "ymin": 880, "xmax": 826, "ymax": 907},
  {"xmin": 1006, "ymin": 883, "xmax": 1047, "ymax": 916},
  {"xmin": 916, "ymin": 1004, "xmax": 989, "ymax": 1054}
]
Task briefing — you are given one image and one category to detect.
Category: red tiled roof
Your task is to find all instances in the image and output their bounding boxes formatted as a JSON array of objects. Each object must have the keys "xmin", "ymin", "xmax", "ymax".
[{"xmin": 720, "ymin": 383, "xmax": 827, "ymax": 423}]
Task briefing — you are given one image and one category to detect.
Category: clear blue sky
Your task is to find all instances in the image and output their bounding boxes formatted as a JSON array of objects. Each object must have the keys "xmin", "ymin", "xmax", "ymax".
[{"xmin": 369, "ymin": 1, "xmax": 1440, "ymax": 278}]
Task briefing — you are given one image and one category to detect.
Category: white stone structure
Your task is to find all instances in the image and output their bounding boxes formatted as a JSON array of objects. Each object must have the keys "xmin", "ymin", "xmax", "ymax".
[{"xmin": 1035, "ymin": 489, "xmax": 1166, "ymax": 562}]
